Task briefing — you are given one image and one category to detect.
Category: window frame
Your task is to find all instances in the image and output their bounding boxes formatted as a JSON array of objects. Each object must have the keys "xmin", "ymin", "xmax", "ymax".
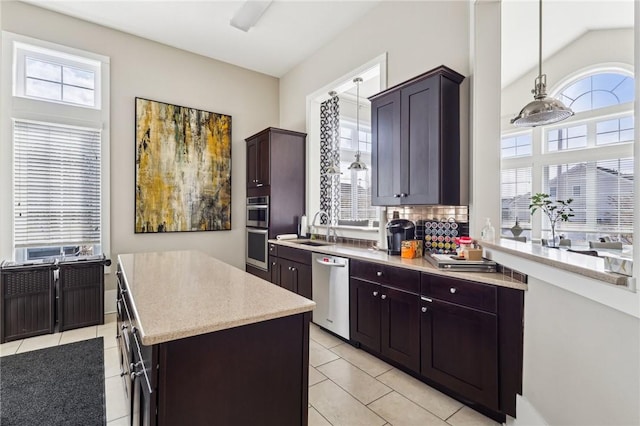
[
  {"xmin": 14, "ymin": 40, "xmax": 102, "ymax": 109},
  {"xmin": 0, "ymin": 31, "xmax": 110, "ymax": 264},
  {"xmin": 501, "ymin": 67, "xmax": 634, "ymax": 244}
]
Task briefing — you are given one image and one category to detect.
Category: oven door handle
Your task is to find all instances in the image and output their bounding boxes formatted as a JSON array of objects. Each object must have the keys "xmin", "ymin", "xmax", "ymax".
[{"xmin": 247, "ymin": 228, "xmax": 268, "ymax": 234}]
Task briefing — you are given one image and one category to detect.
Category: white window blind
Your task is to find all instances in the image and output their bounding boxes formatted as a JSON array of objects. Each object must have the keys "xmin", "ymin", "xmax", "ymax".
[
  {"xmin": 13, "ymin": 120, "xmax": 101, "ymax": 248},
  {"xmin": 501, "ymin": 167, "xmax": 532, "ymax": 227},
  {"xmin": 543, "ymin": 158, "xmax": 634, "ymax": 236}
]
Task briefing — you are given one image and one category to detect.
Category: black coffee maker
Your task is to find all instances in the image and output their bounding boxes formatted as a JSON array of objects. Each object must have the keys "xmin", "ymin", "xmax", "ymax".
[{"xmin": 386, "ymin": 214, "xmax": 416, "ymax": 255}]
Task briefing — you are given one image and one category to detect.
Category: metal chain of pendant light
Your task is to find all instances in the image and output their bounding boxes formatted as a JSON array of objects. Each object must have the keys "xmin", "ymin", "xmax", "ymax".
[
  {"xmin": 348, "ymin": 77, "xmax": 367, "ymax": 171},
  {"xmin": 511, "ymin": 0, "xmax": 574, "ymax": 127}
]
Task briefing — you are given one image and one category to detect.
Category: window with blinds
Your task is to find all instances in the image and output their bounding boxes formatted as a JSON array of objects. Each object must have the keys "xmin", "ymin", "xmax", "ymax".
[
  {"xmin": 543, "ymin": 158, "xmax": 634, "ymax": 241},
  {"xmin": 501, "ymin": 69, "xmax": 634, "ymax": 244},
  {"xmin": 13, "ymin": 120, "xmax": 102, "ymax": 249},
  {"xmin": 500, "ymin": 167, "xmax": 532, "ymax": 231},
  {"xmin": 338, "ymin": 120, "xmax": 377, "ymax": 225}
]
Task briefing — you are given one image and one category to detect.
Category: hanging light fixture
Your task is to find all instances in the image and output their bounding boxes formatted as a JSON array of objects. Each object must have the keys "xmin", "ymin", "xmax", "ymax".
[
  {"xmin": 348, "ymin": 77, "xmax": 367, "ymax": 171},
  {"xmin": 325, "ymin": 91, "xmax": 342, "ymax": 176},
  {"xmin": 511, "ymin": 0, "xmax": 573, "ymax": 127}
]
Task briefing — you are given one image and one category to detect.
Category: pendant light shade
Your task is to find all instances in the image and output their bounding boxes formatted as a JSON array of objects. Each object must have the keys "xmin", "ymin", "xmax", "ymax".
[
  {"xmin": 511, "ymin": 0, "xmax": 573, "ymax": 127},
  {"xmin": 348, "ymin": 77, "xmax": 367, "ymax": 172}
]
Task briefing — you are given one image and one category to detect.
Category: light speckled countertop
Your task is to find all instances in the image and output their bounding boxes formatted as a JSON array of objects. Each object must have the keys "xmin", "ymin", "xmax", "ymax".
[
  {"xmin": 270, "ymin": 239, "xmax": 528, "ymax": 291},
  {"xmin": 480, "ymin": 239, "xmax": 630, "ymax": 286},
  {"xmin": 118, "ymin": 250, "xmax": 315, "ymax": 345}
]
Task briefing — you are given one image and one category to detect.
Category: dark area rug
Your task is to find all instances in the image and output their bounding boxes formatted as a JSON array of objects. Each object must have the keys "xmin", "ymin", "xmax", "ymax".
[{"xmin": 0, "ymin": 337, "xmax": 106, "ymax": 426}]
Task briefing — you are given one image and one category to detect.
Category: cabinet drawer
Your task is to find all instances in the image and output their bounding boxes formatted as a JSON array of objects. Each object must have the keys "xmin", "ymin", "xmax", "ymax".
[
  {"xmin": 351, "ymin": 259, "xmax": 420, "ymax": 294},
  {"xmin": 422, "ymin": 274, "xmax": 497, "ymax": 313},
  {"xmin": 276, "ymin": 246, "xmax": 311, "ymax": 265},
  {"xmin": 268, "ymin": 243, "xmax": 278, "ymax": 257}
]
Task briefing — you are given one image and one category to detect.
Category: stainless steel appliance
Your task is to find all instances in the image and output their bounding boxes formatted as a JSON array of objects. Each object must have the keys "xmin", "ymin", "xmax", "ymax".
[
  {"xmin": 246, "ymin": 196, "xmax": 269, "ymax": 228},
  {"xmin": 246, "ymin": 227, "xmax": 269, "ymax": 270},
  {"xmin": 386, "ymin": 218, "xmax": 415, "ymax": 255},
  {"xmin": 311, "ymin": 253, "xmax": 349, "ymax": 340}
]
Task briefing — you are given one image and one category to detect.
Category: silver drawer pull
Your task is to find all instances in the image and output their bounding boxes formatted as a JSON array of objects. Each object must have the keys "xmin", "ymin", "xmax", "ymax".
[
  {"xmin": 421, "ymin": 307, "xmax": 428, "ymax": 313},
  {"xmin": 373, "ymin": 291, "xmax": 379, "ymax": 297},
  {"xmin": 450, "ymin": 288, "xmax": 457, "ymax": 294},
  {"xmin": 376, "ymin": 271, "xmax": 383, "ymax": 277},
  {"xmin": 130, "ymin": 371, "xmax": 143, "ymax": 379},
  {"xmin": 421, "ymin": 296, "xmax": 433, "ymax": 303},
  {"xmin": 381, "ymin": 294, "xmax": 387, "ymax": 300}
]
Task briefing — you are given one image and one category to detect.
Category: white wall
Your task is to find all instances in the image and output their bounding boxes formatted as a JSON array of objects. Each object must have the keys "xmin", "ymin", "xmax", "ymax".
[
  {"xmin": 501, "ymin": 28, "xmax": 635, "ymax": 125},
  {"xmin": 523, "ymin": 276, "xmax": 640, "ymax": 426},
  {"xmin": 0, "ymin": 2, "xmax": 280, "ymax": 290},
  {"xmin": 279, "ymin": 0, "xmax": 471, "ymax": 220}
]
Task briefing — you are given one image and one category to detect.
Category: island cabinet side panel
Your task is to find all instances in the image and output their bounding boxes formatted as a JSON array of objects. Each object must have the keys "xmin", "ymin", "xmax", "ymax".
[{"xmin": 156, "ymin": 312, "xmax": 311, "ymax": 426}]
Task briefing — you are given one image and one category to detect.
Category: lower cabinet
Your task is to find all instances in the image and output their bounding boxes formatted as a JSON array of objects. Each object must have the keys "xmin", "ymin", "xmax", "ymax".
[
  {"xmin": 349, "ymin": 260, "xmax": 421, "ymax": 372},
  {"xmin": 420, "ymin": 297, "xmax": 498, "ymax": 409},
  {"xmin": 349, "ymin": 259, "xmax": 524, "ymax": 421},
  {"xmin": 270, "ymin": 246, "xmax": 312, "ymax": 300}
]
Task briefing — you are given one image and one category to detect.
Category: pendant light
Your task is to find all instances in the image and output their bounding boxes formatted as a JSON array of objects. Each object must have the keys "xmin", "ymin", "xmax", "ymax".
[
  {"xmin": 325, "ymin": 91, "xmax": 342, "ymax": 176},
  {"xmin": 348, "ymin": 77, "xmax": 367, "ymax": 171},
  {"xmin": 511, "ymin": 0, "xmax": 573, "ymax": 127}
]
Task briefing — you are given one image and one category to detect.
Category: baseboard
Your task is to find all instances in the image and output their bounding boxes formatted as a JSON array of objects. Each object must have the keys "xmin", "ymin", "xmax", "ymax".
[
  {"xmin": 505, "ymin": 395, "xmax": 549, "ymax": 426},
  {"xmin": 104, "ymin": 289, "xmax": 116, "ymax": 314}
]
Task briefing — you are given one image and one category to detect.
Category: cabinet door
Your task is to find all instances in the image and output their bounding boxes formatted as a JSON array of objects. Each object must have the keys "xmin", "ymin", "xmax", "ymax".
[
  {"xmin": 246, "ymin": 138, "xmax": 258, "ymax": 188},
  {"xmin": 349, "ymin": 278, "xmax": 381, "ymax": 352},
  {"xmin": 294, "ymin": 262, "xmax": 312, "ymax": 300},
  {"xmin": 269, "ymin": 257, "xmax": 281, "ymax": 286},
  {"xmin": 380, "ymin": 287, "xmax": 420, "ymax": 371},
  {"xmin": 256, "ymin": 133, "xmax": 270, "ymax": 187},
  {"xmin": 421, "ymin": 298, "xmax": 499, "ymax": 410},
  {"xmin": 279, "ymin": 259, "xmax": 297, "ymax": 294},
  {"xmin": 371, "ymin": 90, "xmax": 402, "ymax": 206},
  {"xmin": 401, "ymin": 76, "xmax": 441, "ymax": 205}
]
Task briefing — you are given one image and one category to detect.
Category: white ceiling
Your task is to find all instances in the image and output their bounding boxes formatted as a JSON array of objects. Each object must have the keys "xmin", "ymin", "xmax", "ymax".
[
  {"xmin": 21, "ymin": 0, "xmax": 635, "ymax": 83},
  {"xmin": 501, "ymin": 0, "xmax": 634, "ymax": 88},
  {"xmin": 23, "ymin": 0, "xmax": 381, "ymax": 78}
]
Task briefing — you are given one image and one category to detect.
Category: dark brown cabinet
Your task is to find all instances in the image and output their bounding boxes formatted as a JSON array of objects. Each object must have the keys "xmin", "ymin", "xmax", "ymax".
[
  {"xmin": 246, "ymin": 132, "xmax": 270, "ymax": 189},
  {"xmin": 420, "ymin": 296, "xmax": 498, "ymax": 409},
  {"xmin": 420, "ymin": 274, "xmax": 500, "ymax": 412},
  {"xmin": 369, "ymin": 65, "xmax": 465, "ymax": 206},
  {"xmin": 0, "ymin": 261, "xmax": 56, "ymax": 343},
  {"xmin": 245, "ymin": 128, "xmax": 306, "ymax": 237},
  {"xmin": 349, "ymin": 260, "xmax": 420, "ymax": 371},
  {"xmin": 270, "ymin": 246, "xmax": 312, "ymax": 300}
]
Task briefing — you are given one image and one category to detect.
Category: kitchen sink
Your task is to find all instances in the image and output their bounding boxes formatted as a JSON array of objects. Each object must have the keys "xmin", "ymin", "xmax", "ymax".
[
  {"xmin": 299, "ymin": 241, "xmax": 332, "ymax": 247},
  {"xmin": 291, "ymin": 239, "xmax": 335, "ymax": 247}
]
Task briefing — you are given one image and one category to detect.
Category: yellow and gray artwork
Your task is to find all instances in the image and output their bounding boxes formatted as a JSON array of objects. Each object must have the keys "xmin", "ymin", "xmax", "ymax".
[{"xmin": 135, "ymin": 98, "xmax": 231, "ymax": 233}]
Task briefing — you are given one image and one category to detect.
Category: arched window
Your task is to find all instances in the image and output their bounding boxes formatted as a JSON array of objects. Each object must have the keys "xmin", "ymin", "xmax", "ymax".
[
  {"xmin": 556, "ymin": 72, "xmax": 634, "ymax": 113},
  {"xmin": 501, "ymin": 68, "xmax": 635, "ymax": 245}
]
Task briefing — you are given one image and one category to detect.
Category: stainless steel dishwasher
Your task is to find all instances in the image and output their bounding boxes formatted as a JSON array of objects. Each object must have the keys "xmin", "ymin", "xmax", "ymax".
[{"xmin": 311, "ymin": 253, "xmax": 350, "ymax": 340}]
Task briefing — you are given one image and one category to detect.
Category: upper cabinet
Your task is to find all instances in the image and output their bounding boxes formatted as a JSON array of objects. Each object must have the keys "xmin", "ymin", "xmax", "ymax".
[
  {"xmin": 369, "ymin": 65, "xmax": 465, "ymax": 206},
  {"xmin": 246, "ymin": 131, "xmax": 270, "ymax": 189},
  {"xmin": 245, "ymin": 127, "xmax": 306, "ymax": 236}
]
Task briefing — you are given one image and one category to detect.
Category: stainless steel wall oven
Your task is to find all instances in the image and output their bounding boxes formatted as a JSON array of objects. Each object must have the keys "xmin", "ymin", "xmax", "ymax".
[{"xmin": 246, "ymin": 196, "xmax": 269, "ymax": 228}]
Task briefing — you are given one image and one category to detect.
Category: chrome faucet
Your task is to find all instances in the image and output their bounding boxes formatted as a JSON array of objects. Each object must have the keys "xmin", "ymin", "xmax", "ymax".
[{"xmin": 311, "ymin": 210, "xmax": 337, "ymax": 243}]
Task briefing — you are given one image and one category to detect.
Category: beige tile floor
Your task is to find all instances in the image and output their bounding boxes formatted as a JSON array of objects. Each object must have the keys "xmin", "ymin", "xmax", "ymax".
[{"xmin": 0, "ymin": 315, "xmax": 500, "ymax": 426}]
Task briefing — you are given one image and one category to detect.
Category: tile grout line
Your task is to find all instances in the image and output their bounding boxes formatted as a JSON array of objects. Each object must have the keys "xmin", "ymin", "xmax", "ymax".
[
  {"xmin": 309, "ymin": 403, "xmax": 334, "ymax": 426},
  {"xmin": 445, "ymin": 405, "xmax": 465, "ymax": 422}
]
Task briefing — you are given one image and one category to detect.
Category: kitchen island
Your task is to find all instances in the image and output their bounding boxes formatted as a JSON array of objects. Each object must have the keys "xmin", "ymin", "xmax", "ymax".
[{"xmin": 116, "ymin": 250, "xmax": 315, "ymax": 426}]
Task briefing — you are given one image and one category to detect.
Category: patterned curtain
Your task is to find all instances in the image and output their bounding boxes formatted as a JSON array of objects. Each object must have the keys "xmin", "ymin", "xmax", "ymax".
[{"xmin": 319, "ymin": 95, "xmax": 340, "ymax": 225}]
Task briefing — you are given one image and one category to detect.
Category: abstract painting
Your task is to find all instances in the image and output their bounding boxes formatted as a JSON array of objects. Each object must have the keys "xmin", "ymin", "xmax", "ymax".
[{"xmin": 135, "ymin": 98, "xmax": 231, "ymax": 233}]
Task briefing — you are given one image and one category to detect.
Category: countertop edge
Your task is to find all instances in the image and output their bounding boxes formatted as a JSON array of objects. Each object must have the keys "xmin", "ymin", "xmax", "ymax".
[
  {"xmin": 138, "ymin": 304, "xmax": 315, "ymax": 346},
  {"xmin": 118, "ymin": 251, "xmax": 315, "ymax": 346},
  {"xmin": 479, "ymin": 240, "xmax": 630, "ymax": 287},
  {"xmin": 269, "ymin": 240, "xmax": 528, "ymax": 291}
]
